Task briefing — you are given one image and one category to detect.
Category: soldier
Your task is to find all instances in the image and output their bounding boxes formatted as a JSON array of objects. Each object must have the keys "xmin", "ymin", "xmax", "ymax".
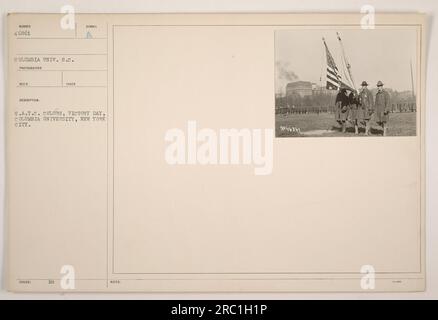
[
  {"xmin": 358, "ymin": 81, "xmax": 374, "ymax": 135},
  {"xmin": 348, "ymin": 90, "xmax": 361, "ymax": 134},
  {"xmin": 374, "ymin": 81, "xmax": 391, "ymax": 136},
  {"xmin": 335, "ymin": 87, "xmax": 350, "ymax": 133}
]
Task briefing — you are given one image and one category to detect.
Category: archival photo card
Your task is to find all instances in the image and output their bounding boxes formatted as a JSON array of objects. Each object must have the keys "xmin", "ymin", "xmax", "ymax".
[
  {"xmin": 6, "ymin": 13, "xmax": 426, "ymax": 292},
  {"xmin": 275, "ymin": 28, "xmax": 419, "ymax": 137}
]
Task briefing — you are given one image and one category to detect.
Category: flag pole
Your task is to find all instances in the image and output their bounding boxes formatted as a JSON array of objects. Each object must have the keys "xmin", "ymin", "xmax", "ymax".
[
  {"xmin": 320, "ymin": 38, "xmax": 325, "ymax": 88},
  {"xmin": 336, "ymin": 32, "xmax": 356, "ymax": 91},
  {"xmin": 322, "ymin": 37, "xmax": 341, "ymax": 90},
  {"xmin": 410, "ymin": 59, "xmax": 415, "ymax": 98}
]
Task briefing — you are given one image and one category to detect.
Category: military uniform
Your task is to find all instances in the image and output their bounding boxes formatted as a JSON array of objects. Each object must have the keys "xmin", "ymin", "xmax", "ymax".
[
  {"xmin": 335, "ymin": 89, "xmax": 349, "ymax": 123},
  {"xmin": 375, "ymin": 88, "xmax": 390, "ymax": 124},
  {"xmin": 358, "ymin": 87, "xmax": 374, "ymax": 122},
  {"xmin": 349, "ymin": 91, "xmax": 361, "ymax": 122}
]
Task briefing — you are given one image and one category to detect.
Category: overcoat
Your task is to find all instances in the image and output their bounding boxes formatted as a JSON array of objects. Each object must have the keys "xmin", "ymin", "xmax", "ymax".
[
  {"xmin": 349, "ymin": 92, "xmax": 361, "ymax": 121},
  {"xmin": 335, "ymin": 91, "xmax": 349, "ymax": 122},
  {"xmin": 358, "ymin": 88, "xmax": 374, "ymax": 121},
  {"xmin": 375, "ymin": 90, "xmax": 390, "ymax": 123}
]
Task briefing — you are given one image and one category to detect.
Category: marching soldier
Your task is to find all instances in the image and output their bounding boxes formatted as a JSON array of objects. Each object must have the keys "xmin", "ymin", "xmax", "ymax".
[
  {"xmin": 374, "ymin": 81, "xmax": 391, "ymax": 136},
  {"xmin": 335, "ymin": 87, "xmax": 350, "ymax": 133},
  {"xmin": 358, "ymin": 81, "xmax": 374, "ymax": 135}
]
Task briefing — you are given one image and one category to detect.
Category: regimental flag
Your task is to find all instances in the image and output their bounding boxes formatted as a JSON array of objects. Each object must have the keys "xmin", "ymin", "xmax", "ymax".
[{"xmin": 323, "ymin": 38, "xmax": 353, "ymax": 91}]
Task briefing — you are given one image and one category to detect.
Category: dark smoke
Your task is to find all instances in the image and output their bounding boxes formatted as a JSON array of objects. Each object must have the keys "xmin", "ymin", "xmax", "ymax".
[{"xmin": 276, "ymin": 61, "xmax": 299, "ymax": 95}]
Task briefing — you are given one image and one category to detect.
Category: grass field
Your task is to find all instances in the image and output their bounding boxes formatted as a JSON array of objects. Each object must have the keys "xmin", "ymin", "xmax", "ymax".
[{"xmin": 275, "ymin": 112, "xmax": 417, "ymax": 137}]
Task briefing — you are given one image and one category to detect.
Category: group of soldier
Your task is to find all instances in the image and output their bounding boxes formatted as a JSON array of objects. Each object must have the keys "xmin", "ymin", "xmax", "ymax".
[{"xmin": 335, "ymin": 80, "xmax": 391, "ymax": 136}]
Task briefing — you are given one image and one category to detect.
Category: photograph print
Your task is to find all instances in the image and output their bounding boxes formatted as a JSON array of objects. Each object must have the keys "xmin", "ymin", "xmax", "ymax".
[{"xmin": 275, "ymin": 28, "xmax": 418, "ymax": 137}]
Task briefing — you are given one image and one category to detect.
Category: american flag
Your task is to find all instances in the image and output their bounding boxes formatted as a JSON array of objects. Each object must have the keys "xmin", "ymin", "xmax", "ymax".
[{"xmin": 323, "ymin": 38, "xmax": 352, "ymax": 91}]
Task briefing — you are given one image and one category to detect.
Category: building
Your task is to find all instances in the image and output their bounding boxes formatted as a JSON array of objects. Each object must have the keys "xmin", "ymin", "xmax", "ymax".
[{"xmin": 286, "ymin": 81, "xmax": 313, "ymax": 97}]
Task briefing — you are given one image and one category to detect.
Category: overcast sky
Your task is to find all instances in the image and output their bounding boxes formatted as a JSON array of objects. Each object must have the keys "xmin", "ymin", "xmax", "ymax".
[{"xmin": 275, "ymin": 28, "xmax": 418, "ymax": 93}]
